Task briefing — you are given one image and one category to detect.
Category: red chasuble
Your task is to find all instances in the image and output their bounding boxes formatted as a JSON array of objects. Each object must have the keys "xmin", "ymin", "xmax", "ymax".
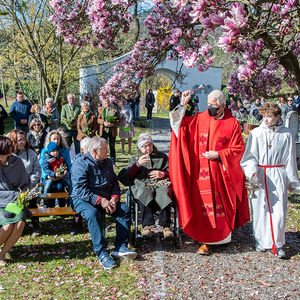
[{"xmin": 169, "ymin": 109, "xmax": 250, "ymax": 243}]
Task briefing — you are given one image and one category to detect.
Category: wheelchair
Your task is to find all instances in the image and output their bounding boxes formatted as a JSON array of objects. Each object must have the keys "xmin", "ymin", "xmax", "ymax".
[{"xmin": 126, "ymin": 186, "xmax": 182, "ymax": 249}]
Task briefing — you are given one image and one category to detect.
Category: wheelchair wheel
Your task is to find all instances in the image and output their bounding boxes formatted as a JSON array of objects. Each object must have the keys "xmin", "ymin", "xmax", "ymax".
[{"xmin": 130, "ymin": 229, "xmax": 141, "ymax": 248}]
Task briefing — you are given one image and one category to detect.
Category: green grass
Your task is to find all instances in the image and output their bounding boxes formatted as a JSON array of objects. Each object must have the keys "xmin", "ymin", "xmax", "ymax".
[
  {"xmin": 0, "ymin": 116, "xmax": 151, "ymax": 299},
  {"xmin": 0, "ymin": 215, "xmax": 143, "ymax": 299}
]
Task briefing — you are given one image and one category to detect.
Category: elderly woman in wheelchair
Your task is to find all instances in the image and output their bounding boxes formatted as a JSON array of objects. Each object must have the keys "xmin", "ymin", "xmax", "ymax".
[{"xmin": 118, "ymin": 132, "xmax": 174, "ymax": 239}]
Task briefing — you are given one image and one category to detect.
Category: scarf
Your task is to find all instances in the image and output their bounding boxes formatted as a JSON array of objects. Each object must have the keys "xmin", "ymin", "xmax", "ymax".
[
  {"xmin": 46, "ymin": 105, "xmax": 52, "ymax": 114},
  {"xmin": 31, "ymin": 130, "xmax": 43, "ymax": 140}
]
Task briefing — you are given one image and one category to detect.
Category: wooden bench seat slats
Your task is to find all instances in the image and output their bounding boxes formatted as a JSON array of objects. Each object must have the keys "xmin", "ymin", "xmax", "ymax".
[
  {"xmin": 29, "ymin": 207, "xmax": 76, "ymax": 217},
  {"xmin": 37, "ymin": 192, "xmax": 69, "ymax": 200}
]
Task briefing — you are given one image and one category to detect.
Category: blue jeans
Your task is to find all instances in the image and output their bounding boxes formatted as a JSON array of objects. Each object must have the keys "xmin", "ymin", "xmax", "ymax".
[
  {"xmin": 73, "ymin": 200, "xmax": 130, "ymax": 258},
  {"xmin": 65, "ymin": 130, "xmax": 80, "ymax": 154},
  {"xmin": 134, "ymin": 102, "xmax": 140, "ymax": 119},
  {"xmin": 43, "ymin": 178, "xmax": 70, "ymax": 207}
]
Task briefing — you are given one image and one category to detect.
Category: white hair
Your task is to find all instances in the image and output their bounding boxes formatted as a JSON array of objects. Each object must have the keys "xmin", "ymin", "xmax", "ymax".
[
  {"xmin": 45, "ymin": 97, "xmax": 53, "ymax": 103},
  {"xmin": 137, "ymin": 132, "xmax": 153, "ymax": 149},
  {"xmin": 88, "ymin": 136, "xmax": 107, "ymax": 153},
  {"xmin": 208, "ymin": 90, "xmax": 226, "ymax": 106},
  {"xmin": 80, "ymin": 137, "xmax": 91, "ymax": 151},
  {"xmin": 81, "ymin": 101, "xmax": 90, "ymax": 107},
  {"xmin": 67, "ymin": 93, "xmax": 75, "ymax": 99}
]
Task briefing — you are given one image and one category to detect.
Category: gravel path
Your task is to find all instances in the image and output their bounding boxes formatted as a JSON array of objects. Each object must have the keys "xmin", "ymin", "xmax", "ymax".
[{"xmin": 135, "ymin": 116, "xmax": 300, "ymax": 300}]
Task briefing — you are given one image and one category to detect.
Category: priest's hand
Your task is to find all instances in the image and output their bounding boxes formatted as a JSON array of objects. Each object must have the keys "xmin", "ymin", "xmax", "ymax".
[
  {"xmin": 180, "ymin": 90, "xmax": 192, "ymax": 106},
  {"xmin": 202, "ymin": 150, "xmax": 219, "ymax": 160}
]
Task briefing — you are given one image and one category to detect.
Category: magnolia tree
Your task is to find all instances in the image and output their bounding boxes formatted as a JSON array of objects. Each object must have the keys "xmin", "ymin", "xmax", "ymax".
[{"xmin": 50, "ymin": 0, "xmax": 300, "ymax": 101}]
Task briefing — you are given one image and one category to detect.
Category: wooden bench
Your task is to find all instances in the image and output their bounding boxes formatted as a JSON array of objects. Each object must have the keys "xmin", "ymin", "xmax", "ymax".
[
  {"xmin": 29, "ymin": 207, "xmax": 77, "ymax": 217},
  {"xmin": 37, "ymin": 192, "xmax": 69, "ymax": 201},
  {"xmin": 29, "ymin": 197, "xmax": 106, "ymax": 236}
]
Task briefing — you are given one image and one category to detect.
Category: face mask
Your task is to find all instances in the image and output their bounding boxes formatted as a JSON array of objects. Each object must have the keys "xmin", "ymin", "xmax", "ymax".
[{"xmin": 208, "ymin": 105, "xmax": 219, "ymax": 116}]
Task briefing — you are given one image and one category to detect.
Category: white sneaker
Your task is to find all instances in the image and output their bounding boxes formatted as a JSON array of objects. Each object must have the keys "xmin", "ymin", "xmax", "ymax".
[
  {"xmin": 276, "ymin": 249, "xmax": 286, "ymax": 259},
  {"xmin": 255, "ymin": 244, "xmax": 266, "ymax": 252}
]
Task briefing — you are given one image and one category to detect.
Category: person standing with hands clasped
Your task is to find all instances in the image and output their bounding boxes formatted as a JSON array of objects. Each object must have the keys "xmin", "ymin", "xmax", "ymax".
[
  {"xmin": 145, "ymin": 89, "xmax": 155, "ymax": 122},
  {"xmin": 169, "ymin": 90, "xmax": 249, "ymax": 255},
  {"xmin": 240, "ymin": 102, "xmax": 300, "ymax": 258}
]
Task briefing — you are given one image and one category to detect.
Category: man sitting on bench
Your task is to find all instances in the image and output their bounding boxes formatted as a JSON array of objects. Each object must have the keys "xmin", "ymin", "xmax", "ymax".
[{"xmin": 71, "ymin": 136, "xmax": 137, "ymax": 269}]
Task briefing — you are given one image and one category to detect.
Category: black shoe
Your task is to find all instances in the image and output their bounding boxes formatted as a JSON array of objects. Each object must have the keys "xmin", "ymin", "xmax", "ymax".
[
  {"xmin": 140, "ymin": 123, "xmax": 145, "ymax": 128},
  {"xmin": 70, "ymin": 228, "xmax": 78, "ymax": 236},
  {"xmin": 31, "ymin": 221, "xmax": 42, "ymax": 238}
]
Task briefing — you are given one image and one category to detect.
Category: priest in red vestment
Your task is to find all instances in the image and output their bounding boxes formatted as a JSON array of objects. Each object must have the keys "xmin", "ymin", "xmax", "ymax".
[{"xmin": 169, "ymin": 90, "xmax": 249, "ymax": 254}]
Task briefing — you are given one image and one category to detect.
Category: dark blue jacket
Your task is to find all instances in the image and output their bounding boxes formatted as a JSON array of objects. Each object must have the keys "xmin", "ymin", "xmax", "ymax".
[
  {"xmin": 71, "ymin": 152, "xmax": 120, "ymax": 206},
  {"xmin": 10, "ymin": 100, "xmax": 32, "ymax": 127}
]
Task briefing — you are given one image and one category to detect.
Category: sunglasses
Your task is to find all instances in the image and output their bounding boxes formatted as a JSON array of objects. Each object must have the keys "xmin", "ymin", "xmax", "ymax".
[{"xmin": 34, "ymin": 124, "xmax": 41, "ymax": 126}]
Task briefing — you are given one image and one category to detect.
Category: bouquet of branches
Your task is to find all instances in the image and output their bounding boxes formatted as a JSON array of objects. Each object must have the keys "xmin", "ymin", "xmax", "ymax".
[
  {"xmin": 45, "ymin": 112, "xmax": 52, "ymax": 121},
  {"xmin": 104, "ymin": 108, "xmax": 117, "ymax": 133},
  {"xmin": 146, "ymin": 179, "xmax": 172, "ymax": 188},
  {"xmin": 17, "ymin": 187, "xmax": 39, "ymax": 209},
  {"xmin": 246, "ymin": 115, "xmax": 261, "ymax": 125},
  {"xmin": 83, "ymin": 126, "xmax": 92, "ymax": 136},
  {"xmin": 56, "ymin": 165, "xmax": 67, "ymax": 176},
  {"xmin": 65, "ymin": 109, "xmax": 79, "ymax": 126},
  {"xmin": 105, "ymin": 108, "xmax": 117, "ymax": 123},
  {"xmin": 237, "ymin": 117, "xmax": 247, "ymax": 123}
]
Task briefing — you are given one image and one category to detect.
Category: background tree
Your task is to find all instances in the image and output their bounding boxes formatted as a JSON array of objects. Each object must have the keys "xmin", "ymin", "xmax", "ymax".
[
  {"xmin": 0, "ymin": 0, "xmax": 143, "ymax": 110},
  {"xmin": 50, "ymin": 0, "xmax": 300, "ymax": 101}
]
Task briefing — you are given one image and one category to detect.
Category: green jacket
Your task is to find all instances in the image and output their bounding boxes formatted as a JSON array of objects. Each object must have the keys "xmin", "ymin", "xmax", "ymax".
[
  {"xmin": 60, "ymin": 104, "xmax": 81, "ymax": 130},
  {"xmin": 118, "ymin": 146, "xmax": 172, "ymax": 209}
]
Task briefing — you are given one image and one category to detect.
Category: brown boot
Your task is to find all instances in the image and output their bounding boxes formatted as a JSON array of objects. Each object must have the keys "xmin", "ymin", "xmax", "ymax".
[
  {"xmin": 198, "ymin": 244, "xmax": 212, "ymax": 255},
  {"xmin": 141, "ymin": 226, "xmax": 151, "ymax": 238},
  {"xmin": 163, "ymin": 227, "xmax": 174, "ymax": 239}
]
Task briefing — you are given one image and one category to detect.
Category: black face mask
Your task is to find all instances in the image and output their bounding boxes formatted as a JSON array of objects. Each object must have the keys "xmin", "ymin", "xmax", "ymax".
[{"xmin": 208, "ymin": 105, "xmax": 219, "ymax": 116}]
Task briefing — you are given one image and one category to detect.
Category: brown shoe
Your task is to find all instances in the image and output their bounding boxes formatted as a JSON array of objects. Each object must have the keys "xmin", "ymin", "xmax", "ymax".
[
  {"xmin": 141, "ymin": 226, "xmax": 151, "ymax": 238},
  {"xmin": 198, "ymin": 244, "xmax": 212, "ymax": 255},
  {"xmin": 163, "ymin": 227, "xmax": 174, "ymax": 239}
]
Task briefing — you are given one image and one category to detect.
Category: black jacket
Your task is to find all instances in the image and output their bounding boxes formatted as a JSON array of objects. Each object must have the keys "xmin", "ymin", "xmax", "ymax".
[
  {"xmin": 0, "ymin": 104, "xmax": 8, "ymax": 135},
  {"xmin": 145, "ymin": 94, "xmax": 155, "ymax": 108}
]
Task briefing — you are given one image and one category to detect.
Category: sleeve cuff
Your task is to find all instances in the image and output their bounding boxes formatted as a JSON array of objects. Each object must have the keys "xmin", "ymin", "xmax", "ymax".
[
  {"xmin": 128, "ymin": 162, "xmax": 140, "ymax": 179},
  {"xmin": 111, "ymin": 195, "xmax": 120, "ymax": 199}
]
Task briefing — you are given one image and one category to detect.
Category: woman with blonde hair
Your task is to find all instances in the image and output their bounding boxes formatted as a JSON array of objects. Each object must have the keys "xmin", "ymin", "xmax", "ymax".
[
  {"xmin": 27, "ymin": 118, "xmax": 47, "ymax": 156},
  {"xmin": 39, "ymin": 130, "xmax": 71, "ymax": 208},
  {"xmin": 28, "ymin": 104, "xmax": 48, "ymax": 131}
]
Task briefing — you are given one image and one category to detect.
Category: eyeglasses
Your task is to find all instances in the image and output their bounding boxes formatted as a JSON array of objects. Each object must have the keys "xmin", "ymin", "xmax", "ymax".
[
  {"xmin": 141, "ymin": 143, "xmax": 153, "ymax": 149},
  {"xmin": 34, "ymin": 124, "xmax": 41, "ymax": 126}
]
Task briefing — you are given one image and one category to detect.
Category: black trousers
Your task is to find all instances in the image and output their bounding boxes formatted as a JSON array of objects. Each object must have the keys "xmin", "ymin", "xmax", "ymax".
[
  {"xmin": 139, "ymin": 200, "xmax": 171, "ymax": 228},
  {"xmin": 101, "ymin": 130, "xmax": 116, "ymax": 164},
  {"xmin": 147, "ymin": 107, "xmax": 153, "ymax": 120}
]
